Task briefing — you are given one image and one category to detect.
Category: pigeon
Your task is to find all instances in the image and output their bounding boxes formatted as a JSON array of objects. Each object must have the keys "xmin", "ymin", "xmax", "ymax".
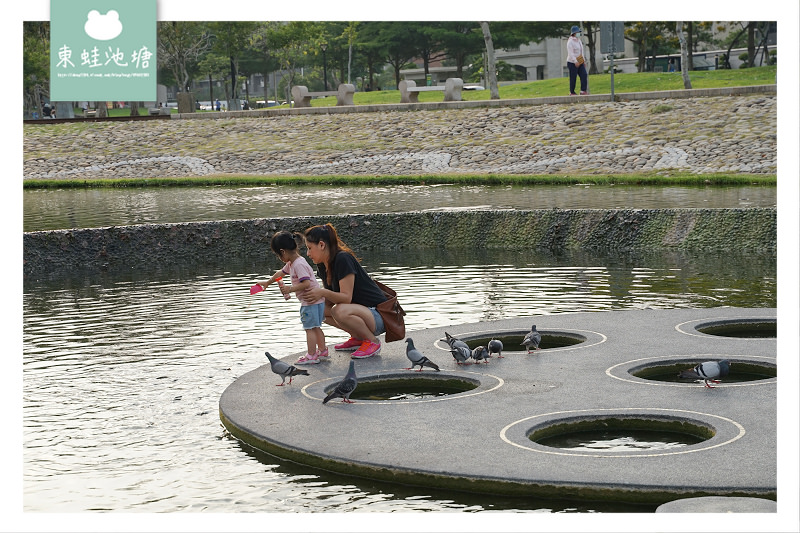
[
  {"xmin": 678, "ymin": 360, "xmax": 731, "ymax": 388},
  {"xmin": 445, "ymin": 332, "xmax": 470, "ymax": 352},
  {"xmin": 265, "ymin": 351, "xmax": 309, "ymax": 386},
  {"xmin": 521, "ymin": 325, "xmax": 542, "ymax": 353},
  {"xmin": 405, "ymin": 338, "xmax": 440, "ymax": 372},
  {"xmin": 450, "ymin": 344, "xmax": 472, "ymax": 365},
  {"xmin": 488, "ymin": 338, "xmax": 504, "ymax": 358},
  {"xmin": 323, "ymin": 360, "xmax": 358, "ymax": 404},
  {"xmin": 471, "ymin": 345, "xmax": 490, "ymax": 364}
]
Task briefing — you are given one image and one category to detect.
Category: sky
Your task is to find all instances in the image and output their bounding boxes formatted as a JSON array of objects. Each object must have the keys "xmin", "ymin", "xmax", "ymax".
[{"xmin": 6, "ymin": 1, "xmax": 800, "ymax": 532}]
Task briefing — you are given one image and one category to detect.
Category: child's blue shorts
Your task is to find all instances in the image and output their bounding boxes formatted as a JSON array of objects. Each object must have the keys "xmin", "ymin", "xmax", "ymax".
[{"xmin": 300, "ymin": 302, "xmax": 325, "ymax": 330}]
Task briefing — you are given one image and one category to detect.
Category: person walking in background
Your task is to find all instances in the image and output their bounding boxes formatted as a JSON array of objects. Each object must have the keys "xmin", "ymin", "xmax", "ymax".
[
  {"xmin": 567, "ymin": 25, "xmax": 589, "ymax": 95},
  {"xmin": 257, "ymin": 231, "xmax": 328, "ymax": 365}
]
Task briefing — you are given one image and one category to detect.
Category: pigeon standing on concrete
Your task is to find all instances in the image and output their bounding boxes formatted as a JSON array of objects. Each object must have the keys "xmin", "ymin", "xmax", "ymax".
[
  {"xmin": 265, "ymin": 351, "xmax": 309, "ymax": 386},
  {"xmin": 405, "ymin": 338, "xmax": 440, "ymax": 372},
  {"xmin": 678, "ymin": 360, "xmax": 731, "ymax": 388},
  {"xmin": 521, "ymin": 325, "xmax": 542, "ymax": 353},
  {"xmin": 323, "ymin": 360, "xmax": 358, "ymax": 404},
  {"xmin": 488, "ymin": 338, "xmax": 504, "ymax": 358},
  {"xmin": 445, "ymin": 332, "xmax": 470, "ymax": 351},
  {"xmin": 450, "ymin": 344, "xmax": 472, "ymax": 365},
  {"xmin": 471, "ymin": 345, "xmax": 490, "ymax": 364}
]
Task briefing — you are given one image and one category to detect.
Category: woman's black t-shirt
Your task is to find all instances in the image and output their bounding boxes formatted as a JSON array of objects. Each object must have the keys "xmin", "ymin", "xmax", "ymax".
[{"xmin": 317, "ymin": 251, "xmax": 387, "ymax": 307}]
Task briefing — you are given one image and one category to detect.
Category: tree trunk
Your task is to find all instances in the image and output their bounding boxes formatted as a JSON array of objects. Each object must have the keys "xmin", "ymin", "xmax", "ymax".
[
  {"xmin": 348, "ymin": 44, "xmax": 352, "ymax": 84},
  {"xmin": 637, "ymin": 23, "xmax": 649, "ymax": 72},
  {"xmin": 584, "ymin": 22, "xmax": 599, "ymax": 75},
  {"xmin": 687, "ymin": 22, "xmax": 694, "ymax": 71},
  {"xmin": 95, "ymin": 101, "xmax": 108, "ymax": 118},
  {"xmin": 479, "ymin": 22, "xmax": 499, "ymax": 100},
  {"xmin": 747, "ymin": 22, "xmax": 756, "ymax": 68},
  {"xmin": 725, "ymin": 24, "xmax": 748, "ymax": 69},
  {"xmin": 367, "ymin": 58, "xmax": 375, "ymax": 91},
  {"xmin": 129, "ymin": 101, "xmax": 140, "ymax": 116},
  {"xmin": 677, "ymin": 22, "xmax": 692, "ymax": 89}
]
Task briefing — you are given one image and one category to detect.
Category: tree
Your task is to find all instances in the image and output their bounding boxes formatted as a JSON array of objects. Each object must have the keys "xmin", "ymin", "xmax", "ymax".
[
  {"xmin": 625, "ymin": 22, "xmax": 671, "ymax": 72},
  {"xmin": 157, "ymin": 22, "xmax": 211, "ymax": 94},
  {"xmin": 23, "ymin": 22, "xmax": 49, "ymax": 118},
  {"xmin": 197, "ymin": 52, "xmax": 230, "ymax": 104},
  {"xmin": 270, "ymin": 21, "xmax": 320, "ymax": 104},
  {"xmin": 208, "ymin": 22, "xmax": 259, "ymax": 109},
  {"xmin": 376, "ymin": 22, "xmax": 419, "ymax": 88},
  {"xmin": 356, "ymin": 22, "xmax": 391, "ymax": 90},
  {"xmin": 746, "ymin": 22, "xmax": 757, "ymax": 68},
  {"xmin": 436, "ymin": 22, "xmax": 483, "ymax": 79},
  {"xmin": 412, "ymin": 22, "xmax": 448, "ymax": 79},
  {"xmin": 582, "ymin": 22, "xmax": 600, "ymax": 75},
  {"xmin": 249, "ymin": 22, "xmax": 283, "ymax": 103},
  {"xmin": 343, "ymin": 21, "xmax": 358, "ymax": 84},
  {"xmin": 479, "ymin": 22, "xmax": 499, "ymax": 100},
  {"xmin": 489, "ymin": 22, "xmax": 570, "ymax": 49},
  {"xmin": 677, "ymin": 21, "xmax": 692, "ymax": 89},
  {"xmin": 722, "ymin": 22, "xmax": 750, "ymax": 69},
  {"xmin": 489, "ymin": 22, "xmax": 571, "ymax": 78}
]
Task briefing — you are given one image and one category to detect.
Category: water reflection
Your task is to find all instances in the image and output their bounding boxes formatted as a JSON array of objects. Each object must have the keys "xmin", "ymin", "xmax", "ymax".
[
  {"xmin": 23, "ymin": 247, "xmax": 775, "ymax": 512},
  {"xmin": 23, "ymin": 183, "xmax": 776, "ymax": 231}
]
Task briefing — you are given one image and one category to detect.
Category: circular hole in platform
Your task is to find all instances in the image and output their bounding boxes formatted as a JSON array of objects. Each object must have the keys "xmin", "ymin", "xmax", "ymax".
[
  {"xmin": 460, "ymin": 331, "xmax": 587, "ymax": 352},
  {"xmin": 343, "ymin": 374, "xmax": 480, "ymax": 401},
  {"xmin": 528, "ymin": 415, "xmax": 714, "ymax": 452},
  {"xmin": 695, "ymin": 318, "xmax": 776, "ymax": 338},
  {"xmin": 629, "ymin": 359, "xmax": 776, "ymax": 384}
]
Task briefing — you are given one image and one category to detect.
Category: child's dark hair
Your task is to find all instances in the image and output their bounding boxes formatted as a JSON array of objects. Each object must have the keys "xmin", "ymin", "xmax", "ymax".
[{"xmin": 270, "ymin": 230, "xmax": 301, "ymax": 256}]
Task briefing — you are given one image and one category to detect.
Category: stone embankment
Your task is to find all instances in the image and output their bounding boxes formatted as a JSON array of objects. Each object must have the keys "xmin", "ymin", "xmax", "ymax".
[
  {"xmin": 23, "ymin": 90, "xmax": 776, "ymax": 180},
  {"xmin": 23, "ymin": 208, "xmax": 776, "ymax": 277}
]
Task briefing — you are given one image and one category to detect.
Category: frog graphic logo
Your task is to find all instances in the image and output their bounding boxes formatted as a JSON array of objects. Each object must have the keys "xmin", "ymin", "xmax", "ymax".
[{"xmin": 84, "ymin": 10, "xmax": 123, "ymax": 41}]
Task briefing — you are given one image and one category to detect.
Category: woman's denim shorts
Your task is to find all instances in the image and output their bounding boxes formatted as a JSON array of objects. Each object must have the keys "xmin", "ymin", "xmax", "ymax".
[{"xmin": 369, "ymin": 307, "xmax": 385, "ymax": 336}]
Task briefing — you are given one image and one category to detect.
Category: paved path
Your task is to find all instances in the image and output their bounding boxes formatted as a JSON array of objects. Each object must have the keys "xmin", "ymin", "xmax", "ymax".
[
  {"xmin": 24, "ymin": 89, "xmax": 776, "ymax": 180},
  {"xmin": 219, "ymin": 307, "xmax": 776, "ymax": 505}
]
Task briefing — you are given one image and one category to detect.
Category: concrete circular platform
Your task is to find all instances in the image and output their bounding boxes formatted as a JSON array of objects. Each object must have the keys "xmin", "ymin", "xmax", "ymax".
[
  {"xmin": 655, "ymin": 496, "xmax": 777, "ymax": 513},
  {"xmin": 219, "ymin": 307, "xmax": 777, "ymax": 506}
]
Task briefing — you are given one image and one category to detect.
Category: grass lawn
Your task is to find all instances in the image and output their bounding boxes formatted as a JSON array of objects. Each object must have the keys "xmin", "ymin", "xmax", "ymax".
[
  {"xmin": 88, "ymin": 66, "xmax": 776, "ymax": 116},
  {"xmin": 294, "ymin": 65, "xmax": 776, "ymax": 106}
]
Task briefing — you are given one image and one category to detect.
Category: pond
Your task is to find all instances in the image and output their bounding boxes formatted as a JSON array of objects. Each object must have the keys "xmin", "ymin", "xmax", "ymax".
[
  {"xmin": 23, "ymin": 183, "xmax": 776, "ymax": 231},
  {"xmin": 22, "ymin": 246, "xmax": 776, "ymax": 513}
]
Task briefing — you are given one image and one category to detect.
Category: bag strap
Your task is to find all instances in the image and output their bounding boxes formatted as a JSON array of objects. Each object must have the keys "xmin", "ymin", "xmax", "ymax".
[{"xmin": 373, "ymin": 278, "xmax": 397, "ymax": 299}]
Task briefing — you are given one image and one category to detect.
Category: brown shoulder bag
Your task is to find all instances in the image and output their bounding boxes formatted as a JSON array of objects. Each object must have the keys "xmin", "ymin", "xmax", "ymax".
[{"xmin": 373, "ymin": 279, "xmax": 406, "ymax": 343}]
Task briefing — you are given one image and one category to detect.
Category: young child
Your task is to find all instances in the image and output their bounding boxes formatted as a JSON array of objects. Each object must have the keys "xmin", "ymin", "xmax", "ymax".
[{"xmin": 258, "ymin": 231, "xmax": 327, "ymax": 365}]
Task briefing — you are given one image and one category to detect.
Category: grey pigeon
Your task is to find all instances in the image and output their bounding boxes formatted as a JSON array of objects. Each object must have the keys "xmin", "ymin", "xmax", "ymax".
[
  {"xmin": 265, "ymin": 351, "xmax": 309, "ymax": 386},
  {"xmin": 405, "ymin": 338, "xmax": 440, "ymax": 372},
  {"xmin": 323, "ymin": 360, "xmax": 358, "ymax": 404},
  {"xmin": 445, "ymin": 332, "xmax": 470, "ymax": 352},
  {"xmin": 521, "ymin": 325, "xmax": 542, "ymax": 353},
  {"xmin": 450, "ymin": 344, "xmax": 472, "ymax": 365},
  {"xmin": 488, "ymin": 338, "xmax": 504, "ymax": 358},
  {"xmin": 678, "ymin": 360, "xmax": 731, "ymax": 388},
  {"xmin": 471, "ymin": 345, "xmax": 489, "ymax": 364}
]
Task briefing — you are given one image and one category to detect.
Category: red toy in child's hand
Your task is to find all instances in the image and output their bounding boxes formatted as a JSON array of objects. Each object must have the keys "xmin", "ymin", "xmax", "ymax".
[{"xmin": 250, "ymin": 284, "xmax": 264, "ymax": 295}]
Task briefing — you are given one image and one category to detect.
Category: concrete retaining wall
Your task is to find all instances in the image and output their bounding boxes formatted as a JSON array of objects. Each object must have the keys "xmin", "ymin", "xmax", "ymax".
[
  {"xmin": 172, "ymin": 85, "xmax": 776, "ymax": 119},
  {"xmin": 23, "ymin": 208, "xmax": 776, "ymax": 277}
]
